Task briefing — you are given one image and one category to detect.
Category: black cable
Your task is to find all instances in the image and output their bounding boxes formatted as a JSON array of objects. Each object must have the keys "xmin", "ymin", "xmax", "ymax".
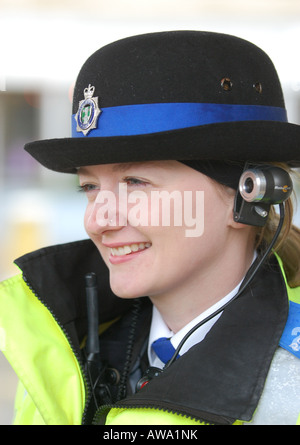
[{"xmin": 164, "ymin": 202, "xmax": 285, "ymax": 370}]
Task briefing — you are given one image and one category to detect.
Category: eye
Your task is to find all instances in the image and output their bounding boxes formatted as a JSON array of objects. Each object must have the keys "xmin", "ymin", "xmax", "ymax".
[
  {"xmin": 122, "ymin": 176, "xmax": 148, "ymax": 187},
  {"xmin": 78, "ymin": 183, "xmax": 99, "ymax": 193}
]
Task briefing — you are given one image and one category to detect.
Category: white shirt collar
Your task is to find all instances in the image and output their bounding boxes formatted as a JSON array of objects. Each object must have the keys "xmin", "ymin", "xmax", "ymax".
[{"xmin": 148, "ymin": 277, "xmax": 245, "ymax": 368}]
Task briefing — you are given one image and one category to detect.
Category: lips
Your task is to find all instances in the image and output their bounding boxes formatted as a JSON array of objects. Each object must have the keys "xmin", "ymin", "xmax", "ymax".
[{"xmin": 111, "ymin": 242, "xmax": 151, "ymax": 257}]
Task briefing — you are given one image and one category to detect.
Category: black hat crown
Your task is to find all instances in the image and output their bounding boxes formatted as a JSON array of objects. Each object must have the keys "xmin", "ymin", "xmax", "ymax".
[
  {"xmin": 73, "ymin": 31, "xmax": 285, "ymax": 112},
  {"xmin": 25, "ymin": 31, "xmax": 300, "ymax": 172}
]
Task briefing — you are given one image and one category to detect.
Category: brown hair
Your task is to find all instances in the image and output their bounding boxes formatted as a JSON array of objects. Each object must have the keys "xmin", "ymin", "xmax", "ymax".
[{"xmin": 256, "ymin": 164, "xmax": 300, "ymax": 288}]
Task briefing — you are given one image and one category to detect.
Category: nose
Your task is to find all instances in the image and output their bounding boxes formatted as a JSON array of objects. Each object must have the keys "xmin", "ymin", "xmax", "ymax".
[{"xmin": 85, "ymin": 187, "xmax": 127, "ymax": 236}]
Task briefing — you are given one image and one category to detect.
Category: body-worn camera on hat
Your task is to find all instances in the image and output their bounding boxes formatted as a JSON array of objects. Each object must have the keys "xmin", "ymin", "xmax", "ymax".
[
  {"xmin": 239, "ymin": 166, "xmax": 293, "ymax": 204},
  {"xmin": 234, "ymin": 165, "xmax": 293, "ymax": 226}
]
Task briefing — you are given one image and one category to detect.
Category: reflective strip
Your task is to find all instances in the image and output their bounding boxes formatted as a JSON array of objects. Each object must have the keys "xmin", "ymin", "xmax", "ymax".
[{"xmin": 279, "ymin": 301, "xmax": 300, "ymax": 359}]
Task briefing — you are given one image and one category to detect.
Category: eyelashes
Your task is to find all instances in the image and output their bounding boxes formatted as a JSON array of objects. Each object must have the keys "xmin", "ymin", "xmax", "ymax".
[
  {"xmin": 78, "ymin": 177, "xmax": 149, "ymax": 193},
  {"xmin": 122, "ymin": 176, "xmax": 148, "ymax": 186},
  {"xmin": 77, "ymin": 184, "xmax": 98, "ymax": 193}
]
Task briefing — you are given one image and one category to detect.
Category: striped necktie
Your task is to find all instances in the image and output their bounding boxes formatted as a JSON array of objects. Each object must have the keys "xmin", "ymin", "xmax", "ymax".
[{"xmin": 151, "ymin": 337, "xmax": 179, "ymax": 364}]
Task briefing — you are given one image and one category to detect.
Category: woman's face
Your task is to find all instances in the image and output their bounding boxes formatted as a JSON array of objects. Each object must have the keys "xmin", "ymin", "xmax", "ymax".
[{"xmin": 78, "ymin": 160, "xmax": 239, "ymax": 301}]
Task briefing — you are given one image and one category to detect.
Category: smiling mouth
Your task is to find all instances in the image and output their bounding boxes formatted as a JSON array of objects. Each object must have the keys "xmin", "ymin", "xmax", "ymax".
[{"xmin": 110, "ymin": 242, "xmax": 151, "ymax": 257}]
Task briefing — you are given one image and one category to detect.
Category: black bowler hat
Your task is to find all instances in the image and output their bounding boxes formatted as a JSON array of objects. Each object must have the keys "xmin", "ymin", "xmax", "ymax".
[{"xmin": 25, "ymin": 30, "xmax": 300, "ymax": 173}]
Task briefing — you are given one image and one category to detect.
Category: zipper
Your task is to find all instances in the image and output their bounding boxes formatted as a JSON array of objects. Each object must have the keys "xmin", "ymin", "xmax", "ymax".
[
  {"xmin": 22, "ymin": 274, "xmax": 92, "ymax": 424},
  {"xmin": 92, "ymin": 403, "xmax": 224, "ymax": 425},
  {"xmin": 92, "ymin": 402, "xmax": 234, "ymax": 426},
  {"xmin": 21, "ymin": 274, "xmax": 237, "ymax": 426}
]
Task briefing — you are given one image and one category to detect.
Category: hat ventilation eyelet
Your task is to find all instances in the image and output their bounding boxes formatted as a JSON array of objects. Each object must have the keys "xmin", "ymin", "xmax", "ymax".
[
  {"xmin": 221, "ymin": 77, "xmax": 233, "ymax": 91},
  {"xmin": 254, "ymin": 82, "xmax": 263, "ymax": 94}
]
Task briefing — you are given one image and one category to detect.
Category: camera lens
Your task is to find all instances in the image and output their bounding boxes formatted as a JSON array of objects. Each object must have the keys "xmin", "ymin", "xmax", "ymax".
[
  {"xmin": 239, "ymin": 169, "xmax": 266, "ymax": 202},
  {"xmin": 243, "ymin": 177, "xmax": 254, "ymax": 194}
]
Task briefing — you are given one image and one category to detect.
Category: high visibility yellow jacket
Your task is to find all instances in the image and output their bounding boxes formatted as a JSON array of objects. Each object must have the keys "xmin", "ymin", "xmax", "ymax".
[{"xmin": 0, "ymin": 240, "xmax": 299, "ymax": 425}]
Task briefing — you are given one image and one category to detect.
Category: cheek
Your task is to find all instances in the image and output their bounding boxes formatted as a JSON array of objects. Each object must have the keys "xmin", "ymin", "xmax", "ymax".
[
  {"xmin": 126, "ymin": 190, "xmax": 152, "ymax": 227},
  {"xmin": 83, "ymin": 203, "xmax": 96, "ymax": 237},
  {"xmin": 204, "ymin": 190, "xmax": 232, "ymax": 225},
  {"xmin": 83, "ymin": 206, "xmax": 90, "ymax": 231}
]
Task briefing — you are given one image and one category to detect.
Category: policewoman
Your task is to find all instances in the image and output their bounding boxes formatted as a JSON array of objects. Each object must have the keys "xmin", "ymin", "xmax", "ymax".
[{"xmin": 1, "ymin": 31, "xmax": 300, "ymax": 425}]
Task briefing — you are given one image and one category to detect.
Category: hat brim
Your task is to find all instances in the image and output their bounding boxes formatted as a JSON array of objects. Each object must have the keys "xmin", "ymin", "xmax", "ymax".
[{"xmin": 24, "ymin": 120, "xmax": 300, "ymax": 173}]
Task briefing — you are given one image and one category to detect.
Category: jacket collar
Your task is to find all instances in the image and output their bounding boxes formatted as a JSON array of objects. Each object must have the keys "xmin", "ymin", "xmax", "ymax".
[
  {"xmin": 116, "ymin": 255, "xmax": 289, "ymax": 424},
  {"xmin": 15, "ymin": 240, "xmax": 289, "ymax": 424},
  {"xmin": 14, "ymin": 239, "xmax": 134, "ymax": 351}
]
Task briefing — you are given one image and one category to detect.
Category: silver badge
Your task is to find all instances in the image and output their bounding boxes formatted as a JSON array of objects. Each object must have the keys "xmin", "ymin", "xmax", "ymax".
[{"xmin": 75, "ymin": 84, "xmax": 102, "ymax": 136}]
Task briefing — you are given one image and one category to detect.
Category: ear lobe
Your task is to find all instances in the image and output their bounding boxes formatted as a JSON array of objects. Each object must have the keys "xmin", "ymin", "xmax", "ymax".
[{"xmin": 228, "ymin": 213, "xmax": 250, "ymax": 229}]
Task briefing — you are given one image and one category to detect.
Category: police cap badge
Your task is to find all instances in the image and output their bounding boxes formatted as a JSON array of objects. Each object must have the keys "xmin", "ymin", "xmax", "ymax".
[{"xmin": 75, "ymin": 84, "xmax": 101, "ymax": 136}]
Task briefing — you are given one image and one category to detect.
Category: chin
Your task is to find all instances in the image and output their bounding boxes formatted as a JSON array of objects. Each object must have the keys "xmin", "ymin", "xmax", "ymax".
[{"xmin": 109, "ymin": 280, "xmax": 144, "ymax": 300}]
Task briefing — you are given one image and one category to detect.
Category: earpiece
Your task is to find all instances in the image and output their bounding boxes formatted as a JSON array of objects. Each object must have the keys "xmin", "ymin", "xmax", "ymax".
[{"xmin": 234, "ymin": 165, "xmax": 293, "ymax": 226}]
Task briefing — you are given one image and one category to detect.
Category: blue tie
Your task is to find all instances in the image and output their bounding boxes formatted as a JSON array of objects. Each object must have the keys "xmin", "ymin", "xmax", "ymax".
[{"xmin": 151, "ymin": 337, "xmax": 178, "ymax": 364}]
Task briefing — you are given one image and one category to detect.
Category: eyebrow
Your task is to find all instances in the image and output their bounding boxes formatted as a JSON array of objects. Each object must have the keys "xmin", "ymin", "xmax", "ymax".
[
  {"xmin": 112, "ymin": 161, "xmax": 174, "ymax": 171},
  {"xmin": 77, "ymin": 163, "xmax": 135, "ymax": 175},
  {"xmin": 77, "ymin": 161, "xmax": 161, "ymax": 175},
  {"xmin": 112, "ymin": 162, "xmax": 136, "ymax": 172}
]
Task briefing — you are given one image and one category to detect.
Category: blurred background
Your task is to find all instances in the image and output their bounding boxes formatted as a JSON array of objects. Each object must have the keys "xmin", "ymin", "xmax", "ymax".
[{"xmin": 1, "ymin": 0, "xmax": 300, "ymax": 425}]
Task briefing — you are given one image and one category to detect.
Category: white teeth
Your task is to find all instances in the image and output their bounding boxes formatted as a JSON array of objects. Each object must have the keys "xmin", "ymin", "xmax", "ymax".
[
  {"xmin": 123, "ymin": 245, "xmax": 131, "ymax": 255},
  {"xmin": 111, "ymin": 242, "xmax": 151, "ymax": 256}
]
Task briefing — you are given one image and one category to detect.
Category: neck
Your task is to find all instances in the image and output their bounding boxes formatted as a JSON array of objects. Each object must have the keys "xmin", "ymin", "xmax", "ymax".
[{"xmin": 150, "ymin": 240, "xmax": 255, "ymax": 333}]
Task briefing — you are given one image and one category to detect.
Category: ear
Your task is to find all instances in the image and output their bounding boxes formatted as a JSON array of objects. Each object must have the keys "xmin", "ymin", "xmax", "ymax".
[{"xmin": 228, "ymin": 213, "xmax": 251, "ymax": 229}]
